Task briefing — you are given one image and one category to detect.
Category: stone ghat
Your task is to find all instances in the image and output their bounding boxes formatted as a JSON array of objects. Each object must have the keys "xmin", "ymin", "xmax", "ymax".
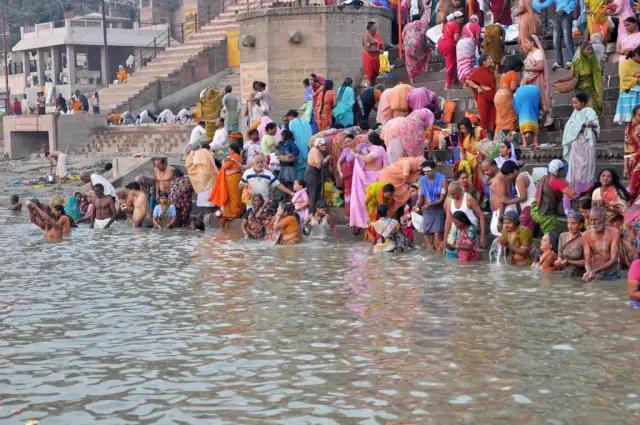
[{"xmin": 82, "ymin": 124, "xmax": 191, "ymax": 155}]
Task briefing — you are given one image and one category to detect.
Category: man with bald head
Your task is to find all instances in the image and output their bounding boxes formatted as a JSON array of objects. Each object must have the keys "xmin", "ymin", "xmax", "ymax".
[
  {"xmin": 80, "ymin": 171, "xmax": 117, "ymax": 199},
  {"xmin": 443, "ymin": 181, "xmax": 487, "ymax": 249},
  {"xmin": 582, "ymin": 206, "xmax": 621, "ymax": 282}
]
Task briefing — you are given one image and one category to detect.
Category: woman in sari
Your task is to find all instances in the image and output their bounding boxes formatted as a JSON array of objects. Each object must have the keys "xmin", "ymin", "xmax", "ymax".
[
  {"xmin": 378, "ymin": 156, "xmax": 425, "ymax": 217},
  {"xmin": 465, "ymin": 54, "xmax": 497, "ymax": 134},
  {"xmin": 513, "ymin": 84, "xmax": 541, "ymax": 148},
  {"xmin": 521, "ymin": 35, "xmax": 552, "ymax": 127},
  {"xmin": 562, "ymin": 93, "xmax": 599, "ymax": 212},
  {"xmin": 554, "ymin": 212, "xmax": 586, "ymax": 278},
  {"xmin": 64, "ymin": 194, "xmax": 83, "ymax": 223},
  {"xmin": 456, "ymin": 16, "xmax": 482, "ymax": 84},
  {"xmin": 362, "ymin": 21, "xmax": 384, "ymax": 86},
  {"xmin": 457, "ymin": 117, "xmax": 485, "ymax": 190},
  {"xmin": 338, "ymin": 134, "xmax": 360, "ymax": 216},
  {"xmin": 349, "ymin": 132, "xmax": 390, "ymax": 232},
  {"xmin": 186, "ymin": 142, "xmax": 218, "ymax": 208},
  {"xmin": 556, "ymin": 42, "xmax": 603, "ymax": 116},
  {"xmin": 494, "ymin": 57, "xmax": 521, "ymax": 133},
  {"xmin": 517, "ymin": 0, "xmax": 541, "ymax": 52},
  {"xmin": 403, "ymin": 13, "xmax": 431, "ymax": 83},
  {"xmin": 209, "ymin": 141, "xmax": 245, "ymax": 226},
  {"xmin": 315, "ymin": 80, "xmax": 336, "ymax": 131},
  {"xmin": 365, "ymin": 182, "xmax": 396, "ymax": 241},
  {"xmin": 437, "ymin": 12, "xmax": 463, "ymax": 90},
  {"xmin": 241, "ymin": 194, "xmax": 277, "ymax": 240},
  {"xmin": 388, "ymin": 83, "xmax": 413, "ymax": 118},
  {"xmin": 585, "ymin": 0, "xmax": 609, "ymax": 39},
  {"xmin": 446, "ymin": 210, "xmax": 481, "ymax": 261},
  {"xmin": 169, "ymin": 169, "xmax": 194, "ymax": 227},
  {"xmin": 376, "ymin": 88, "xmax": 393, "ymax": 124},
  {"xmin": 407, "ymin": 87, "xmax": 439, "ymax": 112},
  {"xmin": 616, "ymin": 17, "xmax": 640, "ymax": 75},
  {"xmin": 615, "ymin": 47, "xmax": 640, "ymax": 124},
  {"xmin": 483, "ymin": 24, "xmax": 505, "ymax": 69},
  {"xmin": 381, "ymin": 108, "xmax": 434, "ymax": 162},
  {"xmin": 625, "ymin": 105, "xmax": 640, "ymax": 203},
  {"xmin": 332, "ymin": 77, "xmax": 355, "ymax": 128},
  {"xmin": 592, "ymin": 168, "xmax": 630, "ymax": 228}
]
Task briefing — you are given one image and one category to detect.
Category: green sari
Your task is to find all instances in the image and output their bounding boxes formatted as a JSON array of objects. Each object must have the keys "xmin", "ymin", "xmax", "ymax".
[{"xmin": 572, "ymin": 46, "xmax": 603, "ymax": 116}]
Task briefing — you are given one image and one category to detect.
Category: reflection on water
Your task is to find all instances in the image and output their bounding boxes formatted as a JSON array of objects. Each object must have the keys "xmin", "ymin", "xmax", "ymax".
[{"xmin": 1, "ymin": 209, "xmax": 640, "ymax": 424}]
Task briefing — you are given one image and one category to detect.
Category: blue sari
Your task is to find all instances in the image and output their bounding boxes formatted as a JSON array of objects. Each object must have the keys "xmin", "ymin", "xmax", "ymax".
[
  {"xmin": 332, "ymin": 86, "xmax": 355, "ymax": 128},
  {"xmin": 289, "ymin": 118, "xmax": 312, "ymax": 181},
  {"xmin": 64, "ymin": 195, "xmax": 82, "ymax": 222}
]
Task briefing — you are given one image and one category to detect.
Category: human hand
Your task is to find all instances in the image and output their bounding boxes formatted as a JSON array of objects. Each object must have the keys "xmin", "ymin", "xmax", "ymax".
[
  {"xmin": 479, "ymin": 234, "xmax": 486, "ymax": 248},
  {"xmin": 582, "ymin": 271, "xmax": 594, "ymax": 282},
  {"xmin": 480, "ymin": 85, "xmax": 491, "ymax": 91}
]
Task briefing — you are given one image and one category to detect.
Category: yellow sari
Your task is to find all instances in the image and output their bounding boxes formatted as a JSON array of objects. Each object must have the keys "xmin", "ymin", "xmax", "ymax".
[{"xmin": 585, "ymin": 0, "xmax": 608, "ymax": 39}]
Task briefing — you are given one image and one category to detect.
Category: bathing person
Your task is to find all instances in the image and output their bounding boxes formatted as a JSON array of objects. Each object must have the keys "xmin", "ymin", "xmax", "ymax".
[
  {"xmin": 498, "ymin": 210, "xmax": 533, "ymax": 266},
  {"xmin": 125, "ymin": 182, "xmax": 150, "ymax": 227},
  {"xmin": 152, "ymin": 191, "xmax": 177, "ymax": 230},
  {"xmin": 582, "ymin": 206, "xmax": 621, "ymax": 282},
  {"xmin": 554, "ymin": 212, "xmax": 586, "ymax": 277},
  {"xmin": 8, "ymin": 194, "xmax": 22, "ymax": 211},
  {"xmin": 445, "ymin": 210, "xmax": 481, "ymax": 262},
  {"xmin": 26, "ymin": 197, "xmax": 71, "ymax": 241},
  {"xmin": 90, "ymin": 184, "xmax": 117, "ymax": 229},
  {"xmin": 80, "ymin": 171, "xmax": 117, "ymax": 199},
  {"xmin": 443, "ymin": 181, "xmax": 486, "ymax": 250},
  {"xmin": 628, "ymin": 256, "xmax": 640, "ymax": 308},
  {"xmin": 153, "ymin": 158, "xmax": 175, "ymax": 201},
  {"xmin": 273, "ymin": 201, "xmax": 302, "ymax": 244},
  {"xmin": 535, "ymin": 233, "xmax": 558, "ymax": 272},
  {"xmin": 489, "ymin": 159, "xmax": 517, "ymax": 236},
  {"xmin": 304, "ymin": 200, "xmax": 338, "ymax": 240},
  {"xmin": 45, "ymin": 150, "xmax": 67, "ymax": 182},
  {"xmin": 372, "ymin": 204, "xmax": 406, "ymax": 253}
]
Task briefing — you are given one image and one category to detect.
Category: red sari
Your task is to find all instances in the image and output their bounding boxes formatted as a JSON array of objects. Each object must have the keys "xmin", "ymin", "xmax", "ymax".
[
  {"xmin": 437, "ymin": 21, "xmax": 461, "ymax": 88},
  {"xmin": 467, "ymin": 66, "xmax": 497, "ymax": 132},
  {"xmin": 625, "ymin": 119, "xmax": 640, "ymax": 202},
  {"xmin": 362, "ymin": 32, "xmax": 384, "ymax": 85}
]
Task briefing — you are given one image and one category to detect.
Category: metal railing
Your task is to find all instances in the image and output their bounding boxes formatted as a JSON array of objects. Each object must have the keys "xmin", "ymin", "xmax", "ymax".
[{"xmin": 130, "ymin": 26, "xmax": 173, "ymax": 72}]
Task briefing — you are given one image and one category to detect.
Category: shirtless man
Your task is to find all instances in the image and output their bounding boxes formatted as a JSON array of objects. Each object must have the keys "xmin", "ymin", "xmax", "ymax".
[
  {"xmin": 443, "ymin": 181, "xmax": 486, "ymax": 248},
  {"xmin": 483, "ymin": 159, "xmax": 515, "ymax": 236},
  {"xmin": 125, "ymin": 182, "xmax": 151, "ymax": 227},
  {"xmin": 26, "ymin": 197, "xmax": 71, "ymax": 241},
  {"xmin": 582, "ymin": 207, "xmax": 621, "ymax": 282},
  {"xmin": 153, "ymin": 158, "xmax": 175, "ymax": 200},
  {"xmin": 90, "ymin": 184, "xmax": 117, "ymax": 229}
]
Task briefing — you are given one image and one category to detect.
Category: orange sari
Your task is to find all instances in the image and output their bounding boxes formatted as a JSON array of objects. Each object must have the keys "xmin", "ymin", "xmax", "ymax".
[
  {"xmin": 209, "ymin": 152, "xmax": 245, "ymax": 219},
  {"xmin": 494, "ymin": 71, "xmax": 519, "ymax": 132},
  {"xmin": 315, "ymin": 90, "xmax": 336, "ymax": 131}
]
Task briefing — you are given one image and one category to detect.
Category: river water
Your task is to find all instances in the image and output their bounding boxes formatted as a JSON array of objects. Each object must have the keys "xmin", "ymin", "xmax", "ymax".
[{"xmin": 2, "ymin": 209, "xmax": 639, "ymax": 424}]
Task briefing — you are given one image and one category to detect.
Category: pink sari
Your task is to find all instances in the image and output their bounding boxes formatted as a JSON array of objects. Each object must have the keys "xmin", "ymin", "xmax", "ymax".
[
  {"xmin": 381, "ymin": 108, "xmax": 434, "ymax": 163},
  {"xmin": 376, "ymin": 89, "xmax": 393, "ymax": 124},
  {"xmin": 292, "ymin": 188, "xmax": 309, "ymax": 222},
  {"xmin": 349, "ymin": 145, "xmax": 390, "ymax": 228}
]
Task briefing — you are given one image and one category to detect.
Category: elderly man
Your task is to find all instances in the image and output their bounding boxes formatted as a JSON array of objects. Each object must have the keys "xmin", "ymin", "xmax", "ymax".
[
  {"xmin": 443, "ymin": 181, "xmax": 487, "ymax": 249},
  {"xmin": 582, "ymin": 206, "xmax": 621, "ymax": 282},
  {"xmin": 241, "ymin": 154, "xmax": 294, "ymax": 202},
  {"xmin": 80, "ymin": 171, "xmax": 117, "ymax": 199}
]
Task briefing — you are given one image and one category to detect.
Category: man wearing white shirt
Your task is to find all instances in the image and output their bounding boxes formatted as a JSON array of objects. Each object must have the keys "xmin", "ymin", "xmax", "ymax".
[
  {"xmin": 209, "ymin": 117, "xmax": 228, "ymax": 160},
  {"xmin": 156, "ymin": 109, "xmax": 176, "ymax": 124},
  {"xmin": 176, "ymin": 108, "xmax": 193, "ymax": 124},
  {"xmin": 188, "ymin": 121, "xmax": 207, "ymax": 146},
  {"xmin": 80, "ymin": 171, "xmax": 117, "ymax": 199}
]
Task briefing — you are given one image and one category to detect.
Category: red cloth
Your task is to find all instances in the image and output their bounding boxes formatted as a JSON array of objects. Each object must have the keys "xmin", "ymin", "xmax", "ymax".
[
  {"xmin": 468, "ymin": 66, "xmax": 497, "ymax": 132},
  {"xmin": 549, "ymin": 176, "xmax": 568, "ymax": 192},
  {"xmin": 490, "ymin": 0, "xmax": 513, "ymax": 25},
  {"xmin": 629, "ymin": 259, "xmax": 640, "ymax": 281},
  {"xmin": 437, "ymin": 21, "xmax": 461, "ymax": 87},
  {"xmin": 362, "ymin": 32, "xmax": 383, "ymax": 84}
]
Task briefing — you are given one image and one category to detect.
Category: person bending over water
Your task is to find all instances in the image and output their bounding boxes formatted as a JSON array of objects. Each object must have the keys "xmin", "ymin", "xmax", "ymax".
[
  {"xmin": 498, "ymin": 210, "xmax": 533, "ymax": 266},
  {"xmin": 582, "ymin": 206, "xmax": 621, "ymax": 282},
  {"xmin": 90, "ymin": 184, "xmax": 117, "ymax": 229},
  {"xmin": 125, "ymin": 182, "xmax": 151, "ymax": 227},
  {"xmin": 534, "ymin": 233, "xmax": 558, "ymax": 272},
  {"xmin": 152, "ymin": 192, "xmax": 177, "ymax": 230},
  {"xmin": 8, "ymin": 194, "xmax": 22, "ymax": 211},
  {"xmin": 304, "ymin": 200, "xmax": 338, "ymax": 240},
  {"xmin": 273, "ymin": 202, "xmax": 301, "ymax": 245},
  {"xmin": 27, "ymin": 197, "xmax": 71, "ymax": 241},
  {"xmin": 372, "ymin": 204, "xmax": 408, "ymax": 253}
]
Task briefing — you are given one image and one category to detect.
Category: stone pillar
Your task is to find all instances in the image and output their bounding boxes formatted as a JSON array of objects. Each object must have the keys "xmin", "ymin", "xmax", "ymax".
[
  {"xmin": 100, "ymin": 46, "xmax": 108, "ymax": 85},
  {"xmin": 50, "ymin": 46, "xmax": 60, "ymax": 84},
  {"xmin": 36, "ymin": 49, "xmax": 45, "ymax": 89},
  {"xmin": 22, "ymin": 52, "xmax": 29, "ymax": 88},
  {"xmin": 66, "ymin": 45, "xmax": 76, "ymax": 89}
]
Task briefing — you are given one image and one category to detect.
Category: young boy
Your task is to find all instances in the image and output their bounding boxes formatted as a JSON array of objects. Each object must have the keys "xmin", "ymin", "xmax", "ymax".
[
  {"xmin": 304, "ymin": 200, "xmax": 337, "ymax": 240},
  {"xmin": 8, "ymin": 194, "xmax": 22, "ymax": 211},
  {"xmin": 152, "ymin": 191, "xmax": 177, "ymax": 230}
]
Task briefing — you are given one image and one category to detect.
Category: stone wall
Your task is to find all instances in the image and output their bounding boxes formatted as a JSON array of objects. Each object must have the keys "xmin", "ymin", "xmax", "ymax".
[
  {"xmin": 83, "ymin": 124, "xmax": 191, "ymax": 155},
  {"xmin": 237, "ymin": 6, "xmax": 392, "ymax": 119}
]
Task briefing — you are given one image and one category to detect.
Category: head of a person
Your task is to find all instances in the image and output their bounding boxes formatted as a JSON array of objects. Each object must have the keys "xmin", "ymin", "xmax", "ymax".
[
  {"xmin": 252, "ymin": 80, "xmax": 260, "ymax": 91},
  {"xmin": 630, "ymin": 45, "xmax": 640, "ymax": 62},
  {"xmin": 382, "ymin": 183, "xmax": 395, "ymax": 203},
  {"xmin": 216, "ymin": 117, "xmax": 225, "ymax": 128},
  {"xmin": 229, "ymin": 140, "xmax": 242, "ymax": 155},
  {"xmin": 479, "ymin": 53, "xmax": 493, "ymax": 68},
  {"xmin": 281, "ymin": 129, "xmax": 294, "ymax": 143},
  {"xmin": 342, "ymin": 77, "xmax": 353, "ymax": 88},
  {"xmin": 454, "ymin": 11, "xmax": 464, "ymax": 23},
  {"xmin": 499, "ymin": 140, "xmax": 512, "ymax": 159},
  {"xmin": 190, "ymin": 215, "xmax": 205, "ymax": 231},
  {"xmin": 409, "ymin": 183, "xmax": 419, "ymax": 198},
  {"xmin": 293, "ymin": 179, "xmax": 305, "ymax": 192},
  {"xmin": 422, "ymin": 160, "xmax": 437, "ymax": 178},
  {"xmin": 581, "ymin": 41, "xmax": 594, "ymax": 58},
  {"xmin": 173, "ymin": 168, "xmax": 184, "ymax": 178},
  {"xmin": 286, "ymin": 109, "xmax": 299, "ymax": 121},
  {"xmin": 502, "ymin": 56, "xmax": 524, "ymax": 73},
  {"xmin": 158, "ymin": 191, "xmax": 169, "ymax": 205},
  {"xmin": 469, "ymin": 14, "xmax": 479, "ymax": 23},
  {"xmin": 126, "ymin": 181, "xmax": 141, "ymax": 192},
  {"xmin": 359, "ymin": 120, "xmax": 370, "ymax": 131},
  {"xmin": 624, "ymin": 16, "xmax": 639, "ymax": 34},
  {"xmin": 281, "ymin": 201, "xmax": 295, "ymax": 216},
  {"xmin": 452, "ymin": 210, "xmax": 472, "ymax": 230},
  {"xmin": 310, "ymin": 73, "xmax": 319, "ymax": 84},
  {"xmin": 632, "ymin": 104, "xmax": 640, "ymax": 124},
  {"xmin": 343, "ymin": 133, "xmax": 355, "ymax": 148},
  {"xmin": 323, "ymin": 80, "xmax": 334, "ymax": 91},
  {"xmin": 567, "ymin": 212, "xmax": 585, "ymax": 234},
  {"xmin": 598, "ymin": 167, "xmax": 620, "ymax": 188},
  {"xmin": 315, "ymin": 200, "xmax": 329, "ymax": 216},
  {"xmin": 447, "ymin": 181, "xmax": 465, "ymax": 199},
  {"xmin": 50, "ymin": 203, "xmax": 64, "ymax": 218},
  {"xmin": 225, "ymin": 85, "xmax": 233, "ymax": 94},
  {"xmin": 315, "ymin": 137, "xmax": 330, "ymax": 154},
  {"xmin": 10, "ymin": 194, "xmax": 19, "ymax": 204},
  {"xmin": 501, "ymin": 160, "xmax": 519, "ymax": 183},
  {"xmin": 80, "ymin": 171, "xmax": 91, "ymax": 183},
  {"xmin": 481, "ymin": 159, "xmax": 498, "ymax": 178},
  {"xmin": 454, "ymin": 170, "xmax": 469, "ymax": 185},
  {"xmin": 572, "ymin": 92, "xmax": 588, "ymax": 111},
  {"xmin": 502, "ymin": 210, "xmax": 520, "ymax": 232},
  {"xmin": 154, "ymin": 157, "xmax": 167, "ymax": 171},
  {"xmin": 248, "ymin": 128, "xmax": 260, "ymax": 142},
  {"xmin": 253, "ymin": 154, "xmax": 266, "ymax": 173},
  {"xmin": 94, "ymin": 183, "xmax": 105, "ymax": 197},
  {"xmin": 368, "ymin": 131, "xmax": 384, "ymax": 146},
  {"xmin": 578, "ymin": 197, "xmax": 592, "ymax": 216},
  {"xmin": 252, "ymin": 193, "xmax": 265, "ymax": 209},
  {"xmin": 366, "ymin": 21, "xmax": 377, "ymax": 34},
  {"xmin": 198, "ymin": 121, "xmax": 205, "ymax": 128},
  {"xmin": 540, "ymin": 233, "xmax": 559, "ymax": 253},
  {"xmin": 265, "ymin": 122, "xmax": 277, "ymax": 136},
  {"xmin": 259, "ymin": 82, "xmax": 267, "ymax": 91},
  {"xmin": 458, "ymin": 117, "xmax": 473, "ymax": 135},
  {"xmin": 303, "ymin": 78, "xmax": 310, "ymax": 87},
  {"xmin": 548, "ymin": 159, "xmax": 566, "ymax": 178},
  {"xmin": 376, "ymin": 203, "xmax": 389, "ymax": 219},
  {"xmin": 589, "ymin": 206, "xmax": 606, "ymax": 233},
  {"xmin": 523, "ymin": 35, "xmax": 537, "ymax": 53}
]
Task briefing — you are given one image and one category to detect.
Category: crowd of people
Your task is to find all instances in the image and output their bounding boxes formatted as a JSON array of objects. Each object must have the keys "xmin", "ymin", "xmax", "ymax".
[{"xmin": 9, "ymin": 1, "xmax": 640, "ymax": 307}]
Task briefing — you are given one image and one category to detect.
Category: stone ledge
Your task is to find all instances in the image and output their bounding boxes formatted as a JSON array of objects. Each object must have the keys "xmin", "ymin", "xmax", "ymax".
[{"xmin": 236, "ymin": 5, "xmax": 392, "ymax": 22}]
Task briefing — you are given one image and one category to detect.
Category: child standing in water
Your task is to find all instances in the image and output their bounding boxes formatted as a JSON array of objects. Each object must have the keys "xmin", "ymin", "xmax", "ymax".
[
  {"xmin": 152, "ymin": 192, "xmax": 177, "ymax": 230},
  {"xmin": 8, "ymin": 194, "xmax": 22, "ymax": 211},
  {"xmin": 535, "ymin": 233, "xmax": 558, "ymax": 272},
  {"xmin": 292, "ymin": 179, "xmax": 309, "ymax": 223}
]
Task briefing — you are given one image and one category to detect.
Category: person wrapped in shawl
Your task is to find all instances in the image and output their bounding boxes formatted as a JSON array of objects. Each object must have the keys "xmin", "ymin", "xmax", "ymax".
[
  {"xmin": 169, "ymin": 169, "xmax": 194, "ymax": 227},
  {"xmin": 483, "ymin": 24, "xmax": 505, "ymax": 69},
  {"xmin": 332, "ymin": 77, "xmax": 356, "ymax": 128},
  {"xmin": 402, "ymin": 13, "xmax": 432, "ymax": 83},
  {"xmin": 209, "ymin": 141, "xmax": 245, "ymax": 226},
  {"xmin": 556, "ymin": 42, "xmax": 603, "ymax": 116},
  {"xmin": 381, "ymin": 108, "xmax": 434, "ymax": 163},
  {"xmin": 198, "ymin": 87, "xmax": 223, "ymax": 140}
]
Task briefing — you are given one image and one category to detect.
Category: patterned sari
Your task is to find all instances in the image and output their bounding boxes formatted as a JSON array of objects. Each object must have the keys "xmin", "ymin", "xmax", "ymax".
[
  {"xmin": 169, "ymin": 176, "xmax": 194, "ymax": 226},
  {"xmin": 625, "ymin": 119, "xmax": 640, "ymax": 202},
  {"xmin": 402, "ymin": 15, "xmax": 431, "ymax": 82},
  {"xmin": 456, "ymin": 22, "xmax": 481, "ymax": 83}
]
